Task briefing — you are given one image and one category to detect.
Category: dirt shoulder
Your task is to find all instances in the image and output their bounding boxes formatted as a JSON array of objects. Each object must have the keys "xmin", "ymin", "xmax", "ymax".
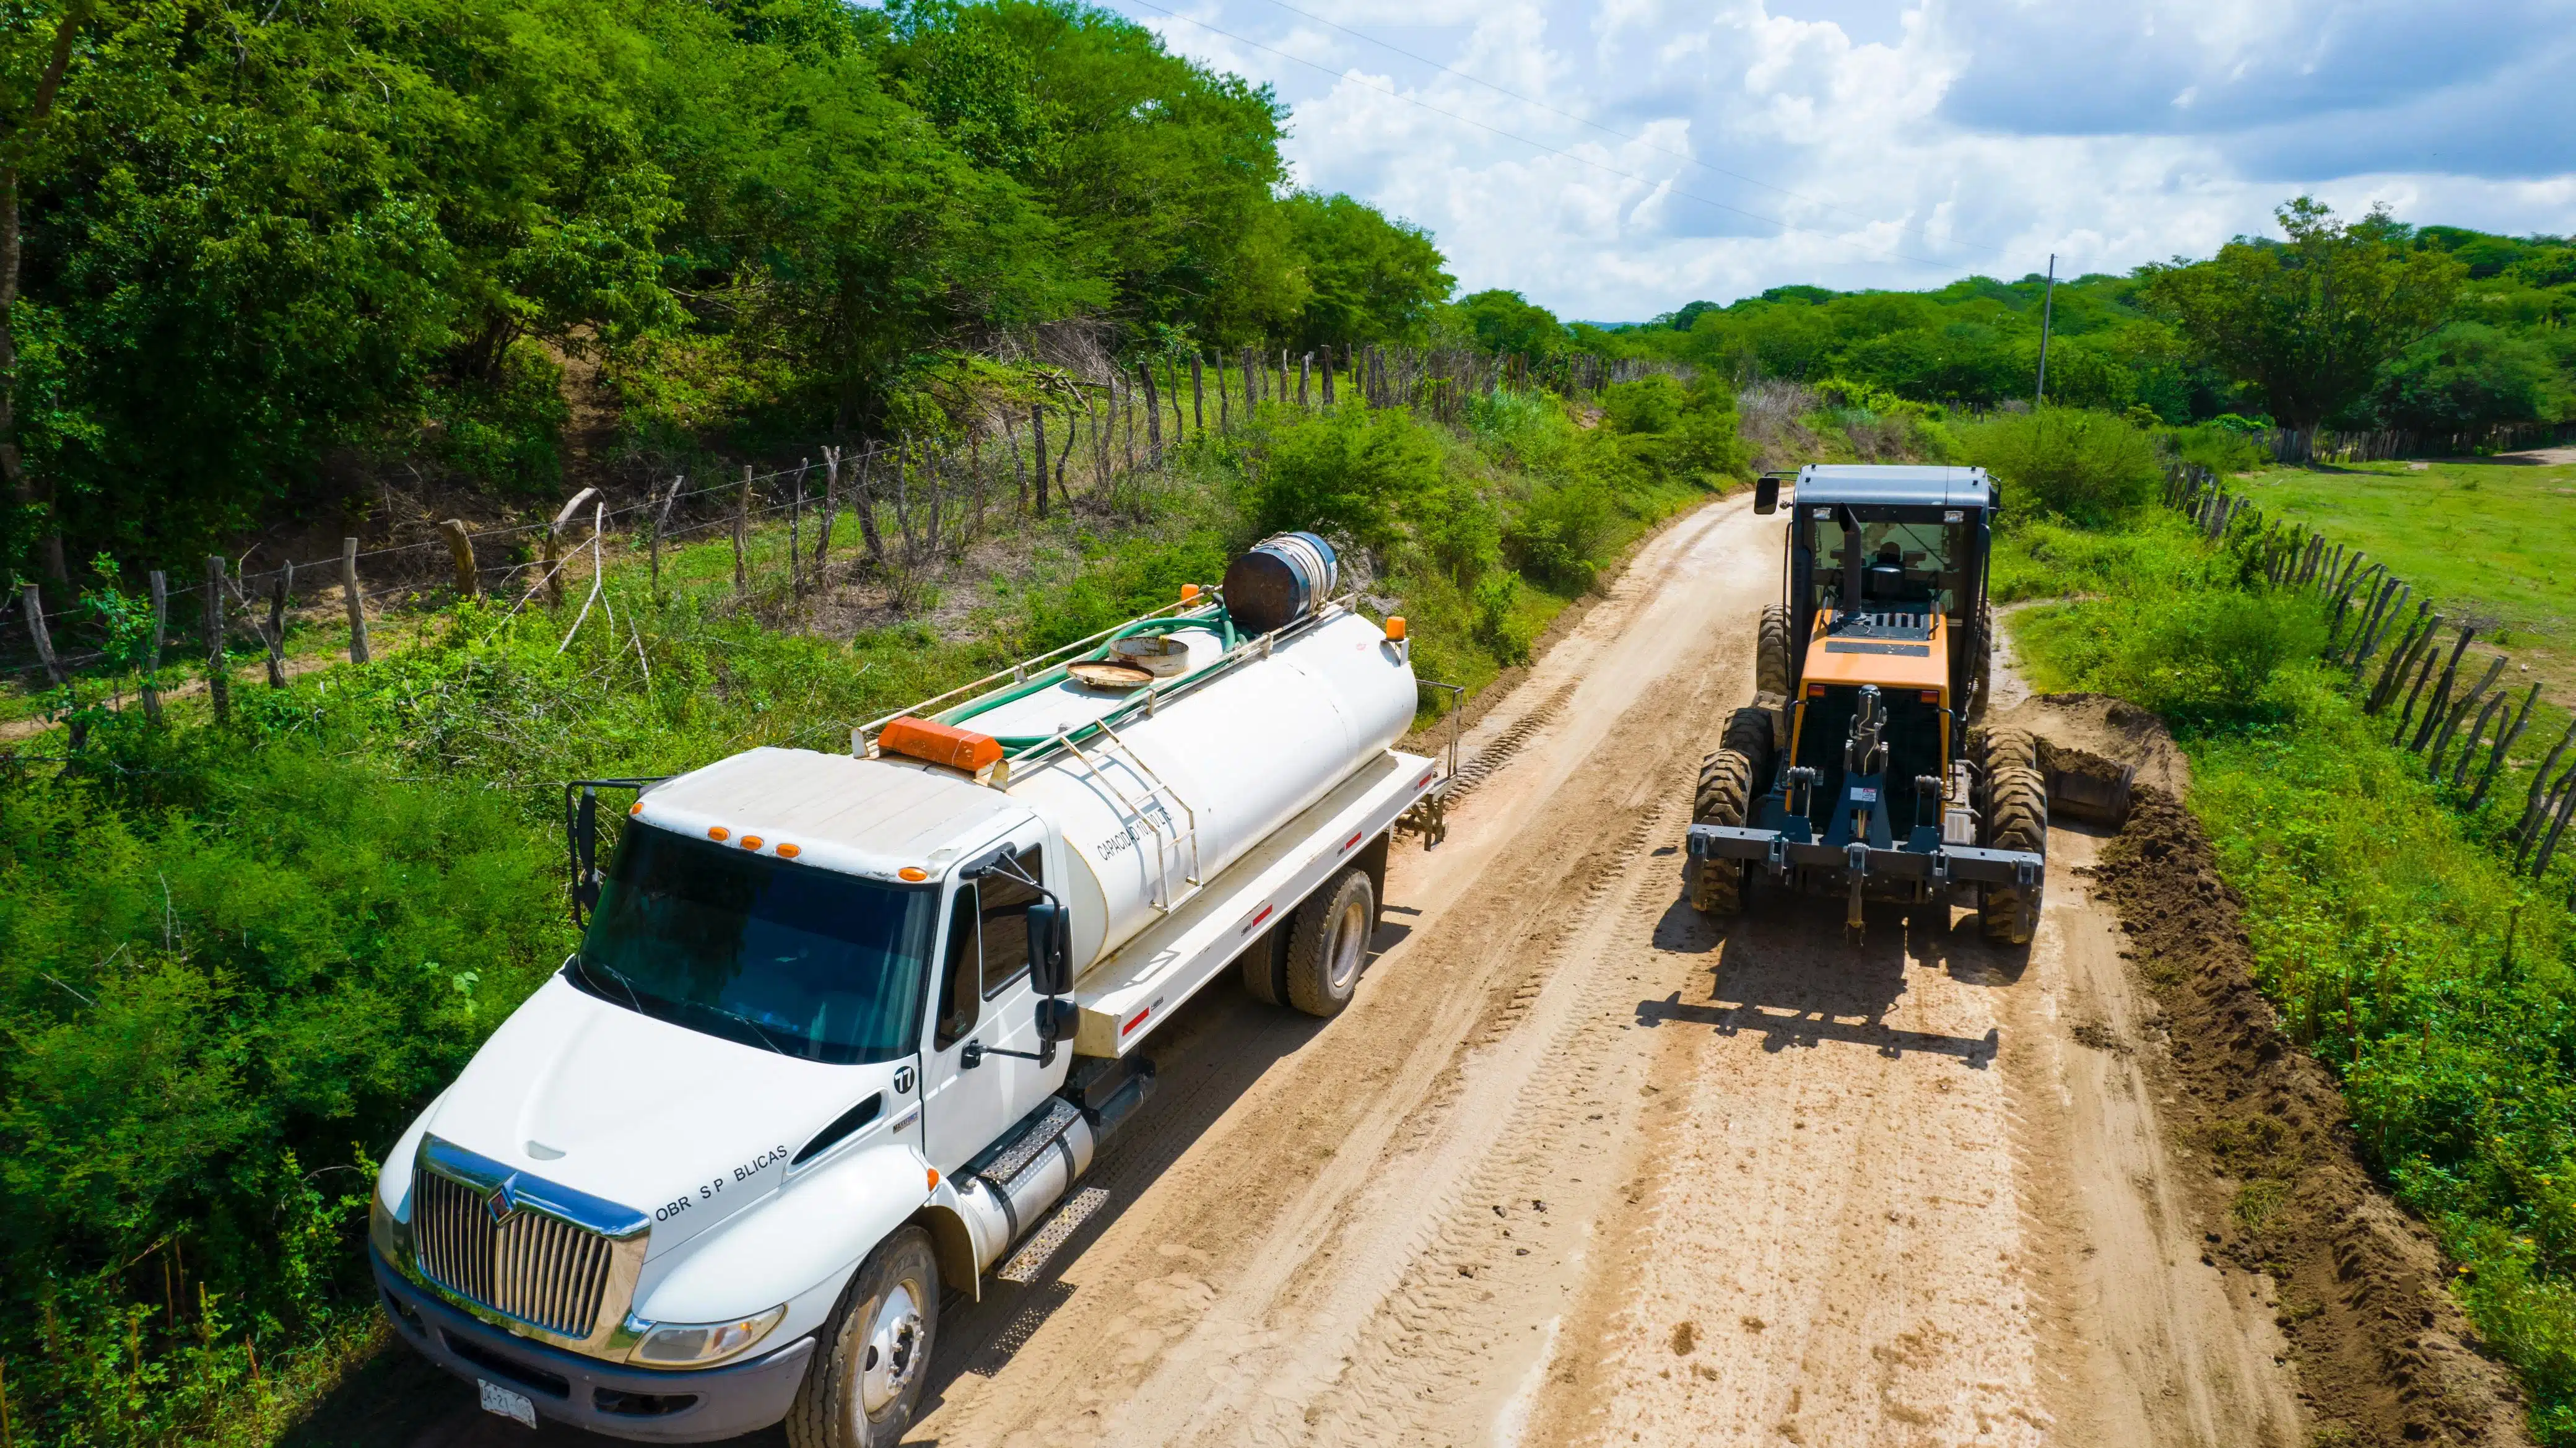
[{"xmin": 2095, "ymin": 786, "xmax": 2532, "ymax": 1447}]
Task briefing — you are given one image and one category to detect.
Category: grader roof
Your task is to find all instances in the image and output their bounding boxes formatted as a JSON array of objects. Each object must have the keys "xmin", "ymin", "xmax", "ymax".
[{"xmin": 1795, "ymin": 464, "xmax": 1993, "ymax": 512}]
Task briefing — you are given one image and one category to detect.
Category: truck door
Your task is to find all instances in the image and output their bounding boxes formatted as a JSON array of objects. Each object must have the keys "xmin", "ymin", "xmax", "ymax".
[{"xmin": 920, "ymin": 840, "xmax": 1066, "ymax": 1175}]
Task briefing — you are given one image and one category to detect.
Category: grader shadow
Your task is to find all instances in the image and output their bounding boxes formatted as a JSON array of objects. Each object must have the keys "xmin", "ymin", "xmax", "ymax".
[{"xmin": 1633, "ymin": 887, "xmax": 2022, "ymax": 1069}]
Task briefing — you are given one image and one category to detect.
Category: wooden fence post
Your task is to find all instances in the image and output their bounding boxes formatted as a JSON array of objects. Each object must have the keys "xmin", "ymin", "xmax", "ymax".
[
  {"xmin": 1298, "ymin": 352, "xmax": 1310, "ymax": 407},
  {"xmin": 1139, "ymin": 363, "xmax": 1164, "ymax": 461},
  {"xmin": 2408, "ymin": 628, "xmax": 2476, "ymax": 752},
  {"xmin": 204, "ymin": 556, "xmax": 230, "ymax": 721},
  {"xmin": 440, "ymin": 520, "xmax": 478, "ymax": 598},
  {"xmin": 341, "ymin": 538, "xmax": 370, "ymax": 665},
  {"xmin": 734, "ymin": 465, "xmax": 751, "ymax": 595},
  {"xmin": 1030, "ymin": 405, "xmax": 1051, "ymax": 519},
  {"xmin": 20, "ymin": 583, "xmax": 64, "ymax": 694},
  {"xmin": 790, "ymin": 458, "xmax": 808, "ymax": 606},
  {"xmin": 142, "ymin": 570, "xmax": 166, "ymax": 723},
  {"xmin": 817, "ymin": 452, "xmax": 841, "ymax": 565},
  {"xmin": 1321, "ymin": 351, "xmax": 1335, "ymax": 405},
  {"xmin": 1191, "ymin": 354, "xmax": 1205, "ymax": 433},
  {"xmin": 263, "ymin": 567, "xmax": 289, "ymax": 688}
]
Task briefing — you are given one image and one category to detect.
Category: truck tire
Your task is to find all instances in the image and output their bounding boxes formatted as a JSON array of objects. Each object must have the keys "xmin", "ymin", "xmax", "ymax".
[
  {"xmin": 1284, "ymin": 867, "xmax": 1375, "ymax": 1018},
  {"xmin": 1690, "ymin": 709, "xmax": 1772, "ymax": 915},
  {"xmin": 1979, "ymin": 728, "xmax": 2047, "ymax": 946},
  {"xmin": 1756, "ymin": 603, "xmax": 1794, "ymax": 699},
  {"xmin": 1240, "ymin": 923, "xmax": 1289, "ymax": 1006},
  {"xmin": 783, "ymin": 1227, "xmax": 939, "ymax": 1448}
]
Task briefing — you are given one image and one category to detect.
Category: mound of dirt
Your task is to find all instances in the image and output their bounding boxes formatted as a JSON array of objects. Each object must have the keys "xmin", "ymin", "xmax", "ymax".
[
  {"xmin": 2097, "ymin": 787, "xmax": 2532, "ymax": 1447},
  {"xmin": 1990, "ymin": 691, "xmax": 2192, "ymax": 801}
]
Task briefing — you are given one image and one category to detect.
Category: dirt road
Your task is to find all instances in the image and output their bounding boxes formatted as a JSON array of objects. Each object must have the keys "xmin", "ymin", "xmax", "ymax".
[
  {"xmin": 888, "ymin": 494, "xmax": 2302, "ymax": 1447},
  {"xmin": 394, "ymin": 492, "xmax": 2303, "ymax": 1448}
]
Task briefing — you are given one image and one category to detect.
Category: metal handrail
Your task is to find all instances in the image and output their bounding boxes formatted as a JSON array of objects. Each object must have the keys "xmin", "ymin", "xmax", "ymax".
[{"xmin": 854, "ymin": 588, "xmax": 1231, "ymax": 741}]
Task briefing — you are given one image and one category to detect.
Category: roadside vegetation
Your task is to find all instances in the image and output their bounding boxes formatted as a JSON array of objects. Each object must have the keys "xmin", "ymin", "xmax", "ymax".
[
  {"xmin": 0, "ymin": 376, "xmax": 1759, "ymax": 1446},
  {"xmin": 1985, "ymin": 417, "xmax": 2576, "ymax": 1446}
]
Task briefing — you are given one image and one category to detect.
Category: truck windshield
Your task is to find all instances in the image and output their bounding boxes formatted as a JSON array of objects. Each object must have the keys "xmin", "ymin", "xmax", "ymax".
[{"xmin": 574, "ymin": 824, "xmax": 934, "ymax": 1064}]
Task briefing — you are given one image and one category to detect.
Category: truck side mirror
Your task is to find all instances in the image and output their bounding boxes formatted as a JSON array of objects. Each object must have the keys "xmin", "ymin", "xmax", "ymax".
[
  {"xmin": 1752, "ymin": 474, "xmax": 1781, "ymax": 515},
  {"xmin": 1027, "ymin": 899, "xmax": 1073, "ymax": 997}
]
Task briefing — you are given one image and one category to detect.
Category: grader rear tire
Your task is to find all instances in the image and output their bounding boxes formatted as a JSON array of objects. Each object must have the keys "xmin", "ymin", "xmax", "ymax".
[
  {"xmin": 1979, "ymin": 728, "xmax": 2047, "ymax": 944},
  {"xmin": 1690, "ymin": 707, "xmax": 1776, "ymax": 915},
  {"xmin": 1756, "ymin": 604, "xmax": 1794, "ymax": 699}
]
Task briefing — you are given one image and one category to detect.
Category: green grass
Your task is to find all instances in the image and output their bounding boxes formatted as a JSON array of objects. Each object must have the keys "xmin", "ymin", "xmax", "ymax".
[
  {"xmin": 1999, "ymin": 508, "xmax": 2576, "ymax": 1446},
  {"xmin": 2232, "ymin": 453, "xmax": 2576, "ymax": 687}
]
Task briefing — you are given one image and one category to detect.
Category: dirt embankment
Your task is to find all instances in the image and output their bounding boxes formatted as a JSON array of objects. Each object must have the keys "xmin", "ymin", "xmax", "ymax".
[{"xmin": 2094, "ymin": 785, "xmax": 2531, "ymax": 1447}]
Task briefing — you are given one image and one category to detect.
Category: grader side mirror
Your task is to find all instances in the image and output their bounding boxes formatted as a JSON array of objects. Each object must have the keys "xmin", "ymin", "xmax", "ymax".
[{"xmin": 1753, "ymin": 474, "xmax": 1783, "ymax": 515}]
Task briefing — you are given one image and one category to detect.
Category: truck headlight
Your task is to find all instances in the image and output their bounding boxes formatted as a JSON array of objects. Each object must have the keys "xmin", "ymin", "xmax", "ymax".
[{"xmin": 627, "ymin": 1306, "xmax": 787, "ymax": 1367}]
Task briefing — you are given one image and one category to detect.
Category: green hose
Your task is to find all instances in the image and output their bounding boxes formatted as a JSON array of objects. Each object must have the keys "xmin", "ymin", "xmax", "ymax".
[{"xmin": 938, "ymin": 604, "xmax": 1240, "ymax": 752}]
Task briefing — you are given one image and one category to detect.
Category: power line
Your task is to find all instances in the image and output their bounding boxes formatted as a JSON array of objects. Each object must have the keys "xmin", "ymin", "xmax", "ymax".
[
  {"xmin": 1112, "ymin": 0, "xmax": 1964, "ymax": 272},
  {"xmin": 1239, "ymin": 0, "xmax": 2009, "ymax": 260}
]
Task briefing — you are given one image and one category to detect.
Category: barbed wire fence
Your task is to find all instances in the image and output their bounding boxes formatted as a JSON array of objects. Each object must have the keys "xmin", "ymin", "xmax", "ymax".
[
  {"xmin": 2162, "ymin": 460, "xmax": 2576, "ymax": 894},
  {"xmin": 2, "ymin": 339, "xmax": 1673, "ymax": 726}
]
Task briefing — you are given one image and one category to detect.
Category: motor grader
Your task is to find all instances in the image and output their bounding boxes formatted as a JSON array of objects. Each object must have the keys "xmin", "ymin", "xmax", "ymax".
[{"xmin": 1684, "ymin": 464, "xmax": 2049, "ymax": 944}]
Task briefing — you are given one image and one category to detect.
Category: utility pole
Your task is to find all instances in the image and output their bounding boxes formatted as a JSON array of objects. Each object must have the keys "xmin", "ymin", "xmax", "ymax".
[{"xmin": 2034, "ymin": 252, "xmax": 2058, "ymax": 409}]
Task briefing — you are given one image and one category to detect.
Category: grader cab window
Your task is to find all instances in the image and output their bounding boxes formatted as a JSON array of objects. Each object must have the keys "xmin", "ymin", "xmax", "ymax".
[{"xmin": 1809, "ymin": 508, "xmax": 1963, "ymax": 616}]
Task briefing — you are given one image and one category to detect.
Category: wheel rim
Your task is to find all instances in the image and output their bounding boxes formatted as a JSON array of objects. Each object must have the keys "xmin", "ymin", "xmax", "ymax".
[
  {"xmin": 858, "ymin": 1277, "xmax": 925, "ymax": 1416},
  {"xmin": 1326, "ymin": 896, "xmax": 1369, "ymax": 992}
]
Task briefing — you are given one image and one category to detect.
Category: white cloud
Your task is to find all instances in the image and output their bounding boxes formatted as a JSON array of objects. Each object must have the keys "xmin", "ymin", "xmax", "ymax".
[{"xmin": 1110, "ymin": 0, "xmax": 2576, "ymax": 320}]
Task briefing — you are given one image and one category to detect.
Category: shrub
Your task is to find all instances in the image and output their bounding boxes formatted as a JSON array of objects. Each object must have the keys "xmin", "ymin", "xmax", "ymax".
[
  {"xmin": 1505, "ymin": 477, "xmax": 1614, "ymax": 591},
  {"xmin": 1953, "ymin": 405, "xmax": 2159, "ymax": 526},
  {"xmin": 2164, "ymin": 422, "xmax": 2269, "ymax": 475},
  {"xmin": 1245, "ymin": 403, "xmax": 1443, "ymax": 549},
  {"xmin": 1601, "ymin": 375, "xmax": 1683, "ymax": 434}
]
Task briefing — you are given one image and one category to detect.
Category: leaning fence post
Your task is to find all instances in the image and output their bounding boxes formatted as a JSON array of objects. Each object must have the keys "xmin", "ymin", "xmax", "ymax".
[
  {"xmin": 1030, "ymin": 407, "xmax": 1051, "ymax": 519},
  {"xmin": 734, "ymin": 465, "xmax": 751, "ymax": 595},
  {"xmin": 1138, "ymin": 363, "xmax": 1164, "ymax": 463},
  {"xmin": 142, "ymin": 570, "xmax": 167, "ymax": 723},
  {"xmin": 2472, "ymin": 681, "xmax": 2541, "ymax": 811},
  {"xmin": 203, "ymin": 556, "xmax": 231, "ymax": 721},
  {"xmin": 20, "ymin": 585, "xmax": 77, "ymax": 746},
  {"xmin": 263, "ymin": 567, "xmax": 290, "ymax": 687},
  {"xmin": 790, "ymin": 458, "xmax": 809, "ymax": 606},
  {"xmin": 2513, "ymin": 716, "xmax": 2576, "ymax": 856},
  {"xmin": 440, "ymin": 520, "xmax": 478, "ymax": 598},
  {"xmin": 340, "ymin": 538, "xmax": 370, "ymax": 665},
  {"xmin": 2409, "ymin": 627, "xmax": 2476, "ymax": 752}
]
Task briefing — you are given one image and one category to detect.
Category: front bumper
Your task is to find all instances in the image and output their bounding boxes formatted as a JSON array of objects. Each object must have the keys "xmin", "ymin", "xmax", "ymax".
[
  {"xmin": 1686, "ymin": 824, "xmax": 2043, "ymax": 891},
  {"xmin": 372, "ymin": 1246, "xmax": 814, "ymax": 1442}
]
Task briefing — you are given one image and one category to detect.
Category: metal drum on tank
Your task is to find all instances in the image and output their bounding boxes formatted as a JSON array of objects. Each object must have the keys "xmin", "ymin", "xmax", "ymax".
[{"xmin": 1004, "ymin": 608, "xmax": 1414, "ymax": 974}]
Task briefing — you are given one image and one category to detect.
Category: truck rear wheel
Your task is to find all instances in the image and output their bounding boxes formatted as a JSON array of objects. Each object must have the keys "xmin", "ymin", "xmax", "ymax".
[
  {"xmin": 1979, "ymin": 728, "xmax": 2047, "ymax": 946},
  {"xmin": 1240, "ymin": 922, "xmax": 1289, "ymax": 1006},
  {"xmin": 1756, "ymin": 604, "xmax": 1794, "ymax": 699},
  {"xmin": 1690, "ymin": 708, "xmax": 1773, "ymax": 916},
  {"xmin": 1285, "ymin": 868, "xmax": 1375, "ymax": 1018},
  {"xmin": 784, "ymin": 1227, "xmax": 939, "ymax": 1448}
]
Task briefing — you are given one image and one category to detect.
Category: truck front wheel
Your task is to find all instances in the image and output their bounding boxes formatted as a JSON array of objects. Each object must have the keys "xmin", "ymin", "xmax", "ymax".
[
  {"xmin": 1285, "ymin": 868, "xmax": 1377, "ymax": 1018},
  {"xmin": 784, "ymin": 1227, "xmax": 939, "ymax": 1448}
]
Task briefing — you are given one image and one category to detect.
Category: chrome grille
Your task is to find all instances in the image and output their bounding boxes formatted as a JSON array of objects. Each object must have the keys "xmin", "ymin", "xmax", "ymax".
[{"xmin": 414, "ymin": 1170, "xmax": 617, "ymax": 1338}]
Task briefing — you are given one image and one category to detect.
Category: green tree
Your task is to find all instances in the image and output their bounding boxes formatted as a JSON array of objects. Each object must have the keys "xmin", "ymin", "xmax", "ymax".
[
  {"xmin": 2365, "ymin": 321, "xmax": 2567, "ymax": 431},
  {"xmin": 1450, "ymin": 288, "xmax": 1567, "ymax": 360},
  {"xmin": 1281, "ymin": 191, "xmax": 1453, "ymax": 351},
  {"xmin": 2138, "ymin": 197, "xmax": 2465, "ymax": 431}
]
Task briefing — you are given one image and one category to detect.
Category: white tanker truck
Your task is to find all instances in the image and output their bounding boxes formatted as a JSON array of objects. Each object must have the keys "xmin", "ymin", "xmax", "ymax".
[{"xmin": 367, "ymin": 534, "xmax": 1450, "ymax": 1446}]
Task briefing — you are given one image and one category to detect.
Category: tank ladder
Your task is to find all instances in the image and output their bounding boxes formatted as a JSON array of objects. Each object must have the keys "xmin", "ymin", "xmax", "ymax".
[{"xmin": 1054, "ymin": 719, "xmax": 1205, "ymax": 913}]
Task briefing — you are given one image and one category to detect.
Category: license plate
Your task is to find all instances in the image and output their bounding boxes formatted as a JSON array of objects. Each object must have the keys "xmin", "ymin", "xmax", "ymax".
[
  {"xmin": 479, "ymin": 1379, "xmax": 537, "ymax": 1429},
  {"xmin": 1849, "ymin": 787, "xmax": 1879, "ymax": 803}
]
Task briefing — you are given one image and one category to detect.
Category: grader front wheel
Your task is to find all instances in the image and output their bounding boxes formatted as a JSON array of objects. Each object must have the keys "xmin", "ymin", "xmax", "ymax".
[
  {"xmin": 1978, "ymin": 728, "xmax": 2047, "ymax": 944},
  {"xmin": 1690, "ymin": 707, "xmax": 1775, "ymax": 915}
]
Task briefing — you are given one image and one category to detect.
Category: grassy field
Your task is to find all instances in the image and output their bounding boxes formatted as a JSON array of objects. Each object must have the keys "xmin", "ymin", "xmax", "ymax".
[{"xmin": 2232, "ymin": 448, "xmax": 2576, "ymax": 691}]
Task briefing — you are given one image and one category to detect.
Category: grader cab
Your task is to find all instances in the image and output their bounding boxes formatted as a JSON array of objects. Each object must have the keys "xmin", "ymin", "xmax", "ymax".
[{"xmin": 1686, "ymin": 465, "xmax": 2049, "ymax": 943}]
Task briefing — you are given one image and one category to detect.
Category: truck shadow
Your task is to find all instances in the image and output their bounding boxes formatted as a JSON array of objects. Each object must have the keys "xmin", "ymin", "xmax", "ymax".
[
  {"xmin": 908, "ymin": 935, "xmax": 1351, "ymax": 1417},
  {"xmin": 1633, "ymin": 891, "xmax": 2013, "ymax": 1069}
]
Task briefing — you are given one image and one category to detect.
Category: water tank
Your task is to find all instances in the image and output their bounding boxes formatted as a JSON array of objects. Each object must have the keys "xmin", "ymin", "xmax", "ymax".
[{"xmin": 1005, "ymin": 608, "xmax": 1412, "ymax": 974}]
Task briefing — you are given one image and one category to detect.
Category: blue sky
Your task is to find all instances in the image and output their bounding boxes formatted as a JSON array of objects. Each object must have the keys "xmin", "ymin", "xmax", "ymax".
[{"xmin": 1097, "ymin": 0, "xmax": 2576, "ymax": 321}]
